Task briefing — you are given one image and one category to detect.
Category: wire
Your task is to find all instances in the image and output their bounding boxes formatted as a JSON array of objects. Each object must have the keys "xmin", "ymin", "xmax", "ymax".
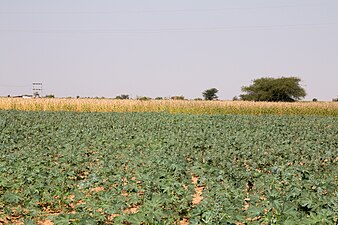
[
  {"xmin": 0, "ymin": 84, "xmax": 31, "ymax": 88},
  {"xmin": 0, "ymin": 22, "xmax": 336, "ymax": 34},
  {"xmin": 0, "ymin": 3, "xmax": 334, "ymax": 15}
]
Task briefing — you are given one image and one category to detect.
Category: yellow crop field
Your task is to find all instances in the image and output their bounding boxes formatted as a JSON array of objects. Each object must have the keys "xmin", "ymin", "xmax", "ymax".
[{"xmin": 0, "ymin": 98, "xmax": 337, "ymax": 116}]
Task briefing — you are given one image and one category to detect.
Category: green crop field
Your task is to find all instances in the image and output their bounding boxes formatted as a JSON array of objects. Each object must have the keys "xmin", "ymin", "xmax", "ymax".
[{"xmin": 0, "ymin": 111, "xmax": 337, "ymax": 224}]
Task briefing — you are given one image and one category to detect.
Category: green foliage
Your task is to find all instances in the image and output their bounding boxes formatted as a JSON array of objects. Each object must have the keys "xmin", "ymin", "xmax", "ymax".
[
  {"xmin": 44, "ymin": 94, "xmax": 55, "ymax": 98},
  {"xmin": 0, "ymin": 111, "xmax": 337, "ymax": 224},
  {"xmin": 202, "ymin": 88, "xmax": 218, "ymax": 100},
  {"xmin": 137, "ymin": 96, "xmax": 151, "ymax": 101},
  {"xmin": 232, "ymin": 96, "xmax": 239, "ymax": 101},
  {"xmin": 240, "ymin": 77, "xmax": 306, "ymax": 102},
  {"xmin": 115, "ymin": 94, "xmax": 130, "ymax": 100}
]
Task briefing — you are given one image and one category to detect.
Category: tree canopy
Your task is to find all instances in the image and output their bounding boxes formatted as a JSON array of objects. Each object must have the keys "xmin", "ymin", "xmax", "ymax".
[
  {"xmin": 240, "ymin": 77, "xmax": 306, "ymax": 102},
  {"xmin": 115, "ymin": 94, "xmax": 129, "ymax": 100},
  {"xmin": 203, "ymin": 88, "xmax": 218, "ymax": 100}
]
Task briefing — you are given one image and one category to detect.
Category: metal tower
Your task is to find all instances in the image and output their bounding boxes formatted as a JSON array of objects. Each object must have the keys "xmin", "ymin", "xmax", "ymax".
[{"xmin": 32, "ymin": 82, "xmax": 42, "ymax": 98}]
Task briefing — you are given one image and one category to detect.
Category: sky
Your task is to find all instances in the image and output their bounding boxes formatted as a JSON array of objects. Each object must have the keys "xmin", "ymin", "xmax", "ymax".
[{"xmin": 0, "ymin": 0, "xmax": 337, "ymax": 100}]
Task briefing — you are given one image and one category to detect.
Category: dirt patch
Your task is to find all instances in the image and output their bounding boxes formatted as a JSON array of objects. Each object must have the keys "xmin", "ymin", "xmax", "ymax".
[
  {"xmin": 180, "ymin": 174, "xmax": 206, "ymax": 225},
  {"xmin": 37, "ymin": 219, "xmax": 54, "ymax": 225},
  {"xmin": 0, "ymin": 216, "xmax": 24, "ymax": 225},
  {"xmin": 191, "ymin": 175, "xmax": 205, "ymax": 206},
  {"xmin": 179, "ymin": 218, "xmax": 190, "ymax": 225},
  {"xmin": 121, "ymin": 190, "xmax": 129, "ymax": 197},
  {"xmin": 123, "ymin": 205, "xmax": 139, "ymax": 214},
  {"xmin": 192, "ymin": 186, "xmax": 204, "ymax": 205},
  {"xmin": 90, "ymin": 186, "xmax": 104, "ymax": 193}
]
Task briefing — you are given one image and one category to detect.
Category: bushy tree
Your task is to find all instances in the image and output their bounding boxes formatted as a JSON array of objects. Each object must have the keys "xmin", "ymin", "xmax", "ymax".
[
  {"xmin": 203, "ymin": 88, "xmax": 218, "ymax": 100},
  {"xmin": 115, "ymin": 94, "xmax": 129, "ymax": 100},
  {"xmin": 137, "ymin": 96, "xmax": 151, "ymax": 101},
  {"xmin": 240, "ymin": 77, "xmax": 306, "ymax": 102}
]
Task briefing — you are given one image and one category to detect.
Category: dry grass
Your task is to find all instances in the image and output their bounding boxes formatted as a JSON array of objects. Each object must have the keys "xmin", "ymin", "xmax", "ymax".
[{"xmin": 0, "ymin": 98, "xmax": 337, "ymax": 116}]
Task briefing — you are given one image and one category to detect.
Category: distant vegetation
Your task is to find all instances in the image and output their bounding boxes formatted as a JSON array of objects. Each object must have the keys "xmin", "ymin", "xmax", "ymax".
[
  {"xmin": 171, "ymin": 95, "xmax": 185, "ymax": 100},
  {"xmin": 202, "ymin": 88, "xmax": 218, "ymax": 100},
  {"xmin": 240, "ymin": 77, "xmax": 306, "ymax": 102},
  {"xmin": 136, "ymin": 96, "xmax": 152, "ymax": 101},
  {"xmin": 45, "ymin": 94, "xmax": 55, "ymax": 98},
  {"xmin": 6, "ymin": 77, "xmax": 337, "ymax": 103},
  {"xmin": 115, "ymin": 94, "xmax": 129, "ymax": 100}
]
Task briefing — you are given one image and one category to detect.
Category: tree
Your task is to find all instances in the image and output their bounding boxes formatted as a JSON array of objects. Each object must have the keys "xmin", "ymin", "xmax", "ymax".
[
  {"xmin": 137, "ymin": 96, "xmax": 151, "ymax": 101},
  {"xmin": 203, "ymin": 88, "xmax": 218, "ymax": 100},
  {"xmin": 240, "ymin": 77, "xmax": 306, "ymax": 102},
  {"xmin": 115, "ymin": 94, "xmax": 129, "ymax": 100},
  {"xmin": 45, "ymin": 94, "xmax": 55, "ymax": 98}
]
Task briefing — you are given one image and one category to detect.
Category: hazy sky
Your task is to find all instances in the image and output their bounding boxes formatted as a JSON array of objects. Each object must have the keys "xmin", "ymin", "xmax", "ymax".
[{"xmin": 0, "ymin": 0, "xmax": 337, "ymax": 100}]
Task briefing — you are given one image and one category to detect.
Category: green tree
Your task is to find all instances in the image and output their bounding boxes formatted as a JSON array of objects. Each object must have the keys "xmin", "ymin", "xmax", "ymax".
[
  {"xmin": 240, "ymin": 77, "xmax": 306, "ymax": 102},
  {"xmin": 203, "ymin": 88, "xmax": 218, "ymax": 100},
  {"xmin": 115, "ymin": 94, "xmax": 129, "ymax": 100}
]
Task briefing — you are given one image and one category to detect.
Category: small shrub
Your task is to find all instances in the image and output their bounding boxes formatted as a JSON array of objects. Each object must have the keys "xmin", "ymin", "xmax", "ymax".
[
  {"xmin": 137, "ymin": 96, "xmax": 151, "ymax": 101},
  {"xmin": 233, "ymin": 96, "xmax": 239, "ymax": 101},
  {"xmin": 171, "ymin": 96, "xmax": 185, "ymax": 100},
  {"xmin": 115, "ymin": 94, "xmax": 129, "ymax": 100}
]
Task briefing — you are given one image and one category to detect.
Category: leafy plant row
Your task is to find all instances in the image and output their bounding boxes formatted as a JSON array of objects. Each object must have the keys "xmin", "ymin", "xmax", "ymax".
[{"xmin": 0, "ymin": 111, "xmax": 337, "ymax": 224}]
